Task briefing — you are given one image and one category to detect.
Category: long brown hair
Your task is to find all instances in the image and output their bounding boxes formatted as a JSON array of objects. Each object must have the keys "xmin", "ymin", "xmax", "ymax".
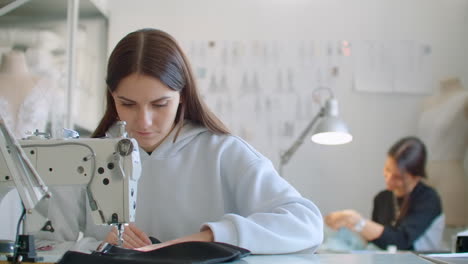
[
  {"xmin": 388, "ymin": 136, "xmax": 427, "ymax": 222},
  {"xmin": 92, "ymin": 28, "xmax": 229, "ymax": 139}
]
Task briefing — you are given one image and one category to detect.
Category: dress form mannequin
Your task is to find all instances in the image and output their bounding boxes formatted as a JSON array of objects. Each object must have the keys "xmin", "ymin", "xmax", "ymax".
[
  {"xmin": 0, "ymin": 50, "xmax": 52, "ymax": 138},
  {"xmin": 417, "ymin": 77, "xmax": 468, "ymax": 227}
]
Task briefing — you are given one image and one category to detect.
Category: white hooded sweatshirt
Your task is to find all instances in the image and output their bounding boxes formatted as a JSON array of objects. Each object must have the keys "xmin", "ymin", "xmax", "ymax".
[{"xmin": 135, "ymin": 121, "xmax": 323, "ymax": 254}]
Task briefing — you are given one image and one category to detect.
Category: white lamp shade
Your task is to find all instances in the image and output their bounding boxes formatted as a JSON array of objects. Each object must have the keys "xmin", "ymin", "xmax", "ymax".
[{"xmin": 311, "ymin": 116, "xmax": 353, "ymax": 145}]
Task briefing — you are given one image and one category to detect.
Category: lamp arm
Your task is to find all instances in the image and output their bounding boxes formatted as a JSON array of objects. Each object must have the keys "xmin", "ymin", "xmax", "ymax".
[
  {"xmin": 278, "ymin": 106, "xmax": 325, "ymax": 176},
  {"xmin": 0, "ymin": 117, "xmax": 50, "ymax": 211}
]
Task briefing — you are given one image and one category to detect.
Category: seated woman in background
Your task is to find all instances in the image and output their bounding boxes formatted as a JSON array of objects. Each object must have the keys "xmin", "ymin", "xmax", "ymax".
[{"xmin": 325, "ymin": 136, "xmax": 444, "ymax": 251}]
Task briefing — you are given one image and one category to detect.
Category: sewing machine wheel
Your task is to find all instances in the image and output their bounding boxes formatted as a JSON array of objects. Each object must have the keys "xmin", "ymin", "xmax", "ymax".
[{"xmin": 117, "ymin": 139, "xmax": 133, "ymax": 156}]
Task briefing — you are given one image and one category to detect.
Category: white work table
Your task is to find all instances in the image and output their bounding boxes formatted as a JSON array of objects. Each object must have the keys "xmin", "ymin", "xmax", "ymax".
[{"xmin": 228, "ymin": 253, "xmax": 432, "ymax": 264}]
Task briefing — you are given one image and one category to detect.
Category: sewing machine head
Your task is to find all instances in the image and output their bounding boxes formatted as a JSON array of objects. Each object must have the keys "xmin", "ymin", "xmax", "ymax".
[
  {"xmin": 0, "ymin": 123, "xmax": 141, "ymax": 227},
  {"xmin": 27, "ymin": 137, "xmax": 139, "ymax": 225}
]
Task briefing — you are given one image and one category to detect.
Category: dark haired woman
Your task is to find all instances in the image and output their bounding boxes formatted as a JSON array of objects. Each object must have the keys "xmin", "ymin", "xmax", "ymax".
[
  {"xmin": 325, "ymin": 137, "xmax": 443, "ymax": 251},
  {"xmin": 93, "ymin": 28, "xmax": 323, "ymax": 254}
]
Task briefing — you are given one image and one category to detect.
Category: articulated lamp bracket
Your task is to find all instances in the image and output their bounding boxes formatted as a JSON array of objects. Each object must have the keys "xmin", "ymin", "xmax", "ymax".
[{"xmin": 278, "ymin": 87, "xmax": 352, "ymax": 176}]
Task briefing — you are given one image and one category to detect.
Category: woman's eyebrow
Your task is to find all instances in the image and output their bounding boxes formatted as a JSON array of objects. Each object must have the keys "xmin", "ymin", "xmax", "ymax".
[
  {"xmin": 150, "ymin": 96, "xmax": 171, "ymax": 103},
  {"xmin": 116, "ymin": 95, "xmax": 171, "ymax": 103}
]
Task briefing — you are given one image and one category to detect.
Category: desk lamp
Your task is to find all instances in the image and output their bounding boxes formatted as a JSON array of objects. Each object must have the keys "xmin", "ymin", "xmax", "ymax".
[{"xmin": 278, "ymin": 87, "xmax": 352, "ymax": 175}]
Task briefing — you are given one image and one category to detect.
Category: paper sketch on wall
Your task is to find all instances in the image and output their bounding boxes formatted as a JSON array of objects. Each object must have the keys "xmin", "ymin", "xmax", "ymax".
[
  {"xmin": 353, "ymin": 40, "xmax": 433, "ymax": 94},
  {"xmin": 182, "ymin": 39, "xmax": 348, "ymax": 163}
]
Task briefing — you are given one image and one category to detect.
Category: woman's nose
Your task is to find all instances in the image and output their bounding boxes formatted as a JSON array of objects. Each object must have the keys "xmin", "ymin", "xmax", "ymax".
[
  {"xmin": 136, "ymin": 108, "xmax": 153, "ymax": 128},
  {"xmin": 383, "ymin": 170, "xmax": 389, "ymax": 179}
]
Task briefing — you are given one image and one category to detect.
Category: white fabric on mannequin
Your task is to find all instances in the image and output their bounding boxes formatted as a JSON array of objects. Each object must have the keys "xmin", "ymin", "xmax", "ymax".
[
  {"xmin": 25, "ymin": 47, "xmax": 66, "ymax": 138},
  {"xmin": 0, "ymin": 50, "xmax": 52, "ymax": 138},
  {"xmin": 417, "ymin": 77, "xmax": 468, "ymax": 227}
]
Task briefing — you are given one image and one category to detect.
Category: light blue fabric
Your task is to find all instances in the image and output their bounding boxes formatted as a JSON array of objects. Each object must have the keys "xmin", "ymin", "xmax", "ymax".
[
  {"xmin": 413, "ymin": 214, "xmax": 445, "ymax": 251},
  {"xmin": 320, "ymin": 227, "xmax": 367, "ymax": 252}
]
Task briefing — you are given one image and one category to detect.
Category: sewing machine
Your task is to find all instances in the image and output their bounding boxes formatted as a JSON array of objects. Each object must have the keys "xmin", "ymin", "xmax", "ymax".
[{"xmin": 0, "ymin": 118, "xmax": 141, "ymax": 261}]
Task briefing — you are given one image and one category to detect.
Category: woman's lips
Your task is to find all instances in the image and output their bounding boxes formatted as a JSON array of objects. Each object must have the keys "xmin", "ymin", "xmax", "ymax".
[{"xmin": 136, "ymin": 131, "xmax": 153, "ymax": 137}]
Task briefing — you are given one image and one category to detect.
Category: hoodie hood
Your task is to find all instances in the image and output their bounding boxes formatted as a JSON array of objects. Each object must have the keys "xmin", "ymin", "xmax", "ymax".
[{"xmin": 136, "ymin": 120, "xmax": 208, "ymax": 160}]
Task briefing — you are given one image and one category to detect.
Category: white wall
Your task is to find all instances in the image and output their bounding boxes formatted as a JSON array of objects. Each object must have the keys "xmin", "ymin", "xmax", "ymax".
[{"xmin": 107, "ymin": 0, "xmax": 468, "ymax": 217}]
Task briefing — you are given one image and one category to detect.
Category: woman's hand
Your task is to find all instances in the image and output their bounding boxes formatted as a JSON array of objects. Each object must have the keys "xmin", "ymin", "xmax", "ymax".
[
  {"xmin": 103, "ymin": 223, "xmax": 152, "ymax": 249},
  {"xmin": 325, "ymin": 210, "xmax": 385, "ymax": 241},
  {"xmin": 325, "ymin": 209, "xmax": 362, "ymax": 230},
  {"xmin": 136, "ymin": 228, "xmax": 214, "ymax": 252}
]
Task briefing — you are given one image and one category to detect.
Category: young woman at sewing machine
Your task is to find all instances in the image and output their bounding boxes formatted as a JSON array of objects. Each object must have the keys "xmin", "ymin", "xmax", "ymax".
[{"xmin": 91, "ymin": 28, "xmax": 323, "ymax": 254}]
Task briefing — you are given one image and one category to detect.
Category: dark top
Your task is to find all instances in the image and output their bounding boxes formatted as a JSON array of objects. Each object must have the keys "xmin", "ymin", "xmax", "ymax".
[{"xmin": 370, "ymin": 181, "xmax": 442, "ymax": 250}]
